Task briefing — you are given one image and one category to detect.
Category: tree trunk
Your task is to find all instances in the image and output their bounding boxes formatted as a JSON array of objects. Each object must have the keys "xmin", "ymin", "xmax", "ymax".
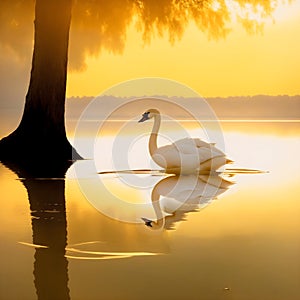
[{"xmin": 0, "ymin": 0, "xmax": 81, "ymax": 163}]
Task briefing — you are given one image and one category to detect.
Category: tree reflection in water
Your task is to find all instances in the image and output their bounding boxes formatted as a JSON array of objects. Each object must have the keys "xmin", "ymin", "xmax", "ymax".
[{"xmin": 4, "ymin": 161, "xmax": 72, "ymax": 300}]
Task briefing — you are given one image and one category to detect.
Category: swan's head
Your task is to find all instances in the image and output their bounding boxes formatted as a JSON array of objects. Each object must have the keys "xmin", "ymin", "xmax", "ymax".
[{"xmin": 138, "ymin": 109, "xmax": 159, "ymax": 123}]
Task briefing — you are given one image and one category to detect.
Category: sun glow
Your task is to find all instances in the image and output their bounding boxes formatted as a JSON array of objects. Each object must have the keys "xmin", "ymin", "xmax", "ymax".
[
  {"xmin": 67, "ymin": 0, "xmax": 300, "ymax": 98},
  {"xmin": 225, "ymin": 0, "xmax": 273, "ymax": 20},
  {"xmin": 210, "ymin": 0, "xmax": 222, "ymax": 12}
]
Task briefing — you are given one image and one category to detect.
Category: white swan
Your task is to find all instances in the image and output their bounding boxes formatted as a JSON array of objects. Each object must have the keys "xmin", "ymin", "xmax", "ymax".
[
  {"xmin": 138, "ymin": 109, "xmax": 232, "ymax": 174},
  {"xmin": 142, "ymin": 174, "xmax": 234, "ymax": 230}
]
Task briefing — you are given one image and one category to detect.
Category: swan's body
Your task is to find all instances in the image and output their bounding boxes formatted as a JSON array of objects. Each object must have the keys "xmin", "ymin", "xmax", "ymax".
[
  {"xmin": 139, "ymin": 109, "xmax": 231, "ymax": 174},
  {"xmin": 142, "ymin": 174, "xmax": 233, "ymax": 230}
]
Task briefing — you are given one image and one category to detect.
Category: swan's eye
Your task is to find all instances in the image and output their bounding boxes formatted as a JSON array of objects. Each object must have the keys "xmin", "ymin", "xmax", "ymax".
[{"xmin": 146, "ymin": 112, "xmax": 150, "ymax": 114}]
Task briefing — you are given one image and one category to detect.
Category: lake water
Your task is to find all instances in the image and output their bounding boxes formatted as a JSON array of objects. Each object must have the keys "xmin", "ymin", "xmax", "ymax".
[{"xmin": 0, "ymin": 121, "xmax": 300, "ymax": 300}]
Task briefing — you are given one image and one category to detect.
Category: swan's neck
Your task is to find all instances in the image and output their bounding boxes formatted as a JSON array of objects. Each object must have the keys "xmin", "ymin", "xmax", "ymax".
[
  {"xmin": 149, "ymin": 113, "xmax": 161, "ymax": 156},
  {"xmin": 151, "ymin": 186, "xmax": 164, "ymax": 230}
]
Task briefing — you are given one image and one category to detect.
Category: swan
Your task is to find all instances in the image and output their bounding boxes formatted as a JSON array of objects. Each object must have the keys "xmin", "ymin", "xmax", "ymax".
[
  {"xmin": 138, "ymin": 109, "xmax": 232, "ymax": 174},
  {"xmin": 142, "ymin": 174, "xmax": 233, "ymax": 230}
]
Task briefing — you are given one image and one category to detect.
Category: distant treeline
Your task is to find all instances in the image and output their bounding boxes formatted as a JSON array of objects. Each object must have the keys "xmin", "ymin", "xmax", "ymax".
[
  {"xmin": 206, "ymin": 95, "xmax": 300, "ymax": 119},
  {"xmin": 66, "ymin": 95, "xmax": 300, "ymax": 120}
]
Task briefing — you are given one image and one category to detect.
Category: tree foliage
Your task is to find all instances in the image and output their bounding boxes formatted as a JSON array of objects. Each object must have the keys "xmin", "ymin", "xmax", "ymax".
[{"xmin": 0, "ymin": 0, "xmax": 282, "ymax": 72}]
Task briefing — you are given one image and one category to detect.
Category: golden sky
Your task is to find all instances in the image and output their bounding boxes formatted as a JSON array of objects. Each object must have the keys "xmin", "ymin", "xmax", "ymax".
[
  {"xmin": 0, "ymin": 0, "xmax": 300, "ymax": 107},
  {"xmin": 67, "ymin": 0, "xmax": 300, "ymax": 98}
]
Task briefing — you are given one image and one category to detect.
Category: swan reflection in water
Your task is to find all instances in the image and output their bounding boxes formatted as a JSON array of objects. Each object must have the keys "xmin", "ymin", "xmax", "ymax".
[{"xmin": 142, "ymin": 173, "xmax": 234, "ymax": 230}]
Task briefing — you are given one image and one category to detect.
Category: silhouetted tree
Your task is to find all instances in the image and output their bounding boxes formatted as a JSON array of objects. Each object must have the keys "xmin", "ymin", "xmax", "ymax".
[{"xmin": 0, "ymin": 0, "xmax": 79, "ymax": 163}]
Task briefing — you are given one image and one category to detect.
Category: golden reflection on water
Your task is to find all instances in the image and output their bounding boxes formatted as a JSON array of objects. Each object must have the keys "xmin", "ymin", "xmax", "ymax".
[
  {"xmin": 18, "ymin": 242, "xmax": 49, "ymax": 249},
  {"xmin": 0, "ymin": 121, "xmax": 300, "ymax": 300}
]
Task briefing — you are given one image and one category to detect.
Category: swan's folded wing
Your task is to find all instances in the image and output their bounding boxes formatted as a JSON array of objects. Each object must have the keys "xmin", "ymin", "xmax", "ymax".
[
  {"xmin": 172, "ymin": 139, "xmax": 202, "ymax": 154},
  {"xmin": 153, "ymin": 139, "xmax": 226, "ymax": 169},
  {"xmin": 195, "ymin": 147, "xmax": 226, "ymax": 162},
  {"xmin": 173, "ymin": 138, "xmax": 208, "ymax": 150},
  {"xmin": 153, "ymin": 145, "xmax": 181, "ymax": 167},
  {"xmin": 195, "ymin": 139, "xmax": 226, "ymax": 156},
  {"xmin": 173, "ymin": 138, "xmax": 225, "ymax": 155},
  {"xmin": 192, "ymin": 138, "xmax": 214, "ymax": 148}
]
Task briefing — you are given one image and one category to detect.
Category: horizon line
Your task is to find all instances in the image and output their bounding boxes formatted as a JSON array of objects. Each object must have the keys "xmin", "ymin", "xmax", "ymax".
[{"xmin": 66, "ymin": 94, "xmax": 300, "ymax": 100}]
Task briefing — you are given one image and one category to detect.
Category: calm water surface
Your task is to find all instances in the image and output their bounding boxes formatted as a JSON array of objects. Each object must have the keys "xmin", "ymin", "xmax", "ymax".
[{"xmin": 0, "ymin": 121, "xmax": 300, "ymax": 300}]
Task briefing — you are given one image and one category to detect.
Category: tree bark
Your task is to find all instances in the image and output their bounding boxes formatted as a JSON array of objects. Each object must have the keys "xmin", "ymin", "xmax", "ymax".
[{"xmin": 0, "ymin": 0, "xmax": 81, "ymax": 163}]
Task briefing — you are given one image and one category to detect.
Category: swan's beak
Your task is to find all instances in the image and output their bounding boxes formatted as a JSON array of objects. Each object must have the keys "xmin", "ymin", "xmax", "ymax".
[{"xmin": 138, "ymin": 113, "xmax": 149, "ymax": 123}]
